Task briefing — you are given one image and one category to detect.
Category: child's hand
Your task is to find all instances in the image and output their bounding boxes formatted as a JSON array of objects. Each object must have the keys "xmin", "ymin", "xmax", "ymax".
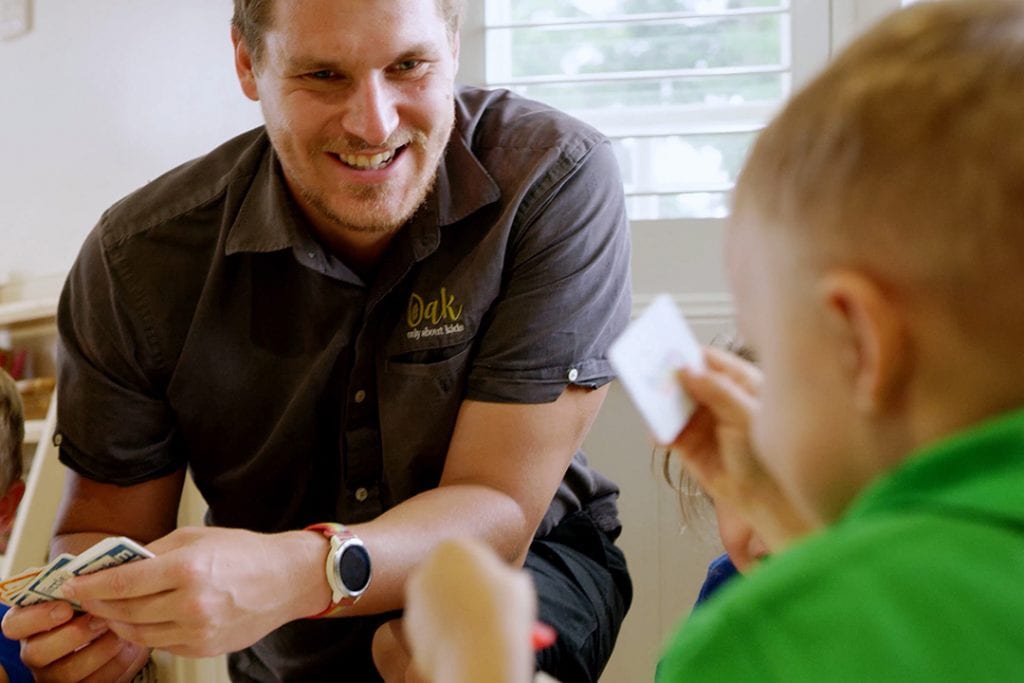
[
  {"xmin": 404, "ymin": 539, "xmax": 537, "ymax": 683},
  {"xmin": 1, "ymin": 600, "xmax": 150, "ymax": 682},
  {"xmin": 674, "ymin": 347, "xmax": 814, "ymax": 550},
  {"xmin": 674, "ymin": 347, "xmax": 764, "ymax": 504}
]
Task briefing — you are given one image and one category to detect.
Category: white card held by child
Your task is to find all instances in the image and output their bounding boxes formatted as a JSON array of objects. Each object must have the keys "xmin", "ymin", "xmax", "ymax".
[{"xmin": 609, "ymin": 294, "xmax": 705, "ymax": 444}]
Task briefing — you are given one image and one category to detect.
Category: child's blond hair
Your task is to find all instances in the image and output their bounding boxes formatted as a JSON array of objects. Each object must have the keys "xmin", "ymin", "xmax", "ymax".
[{"xmin": 734, "ymin": 0, "xmax": 1024, "ymax": 359}]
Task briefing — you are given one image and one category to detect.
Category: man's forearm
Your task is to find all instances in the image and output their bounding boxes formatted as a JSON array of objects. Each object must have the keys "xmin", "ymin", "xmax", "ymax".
[
  {"xmin": 322, "ymin": 483, "xmax": 532, "ymax": 618},
  {"xmin": 50, "ymin": 531, "xmax": 121, "ymax": 558}
]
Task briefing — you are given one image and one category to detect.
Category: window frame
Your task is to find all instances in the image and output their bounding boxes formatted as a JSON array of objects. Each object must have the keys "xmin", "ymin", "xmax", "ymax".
[{"xmin": 457, "ymin": 0, "xmax": 903, "ymax": 303}]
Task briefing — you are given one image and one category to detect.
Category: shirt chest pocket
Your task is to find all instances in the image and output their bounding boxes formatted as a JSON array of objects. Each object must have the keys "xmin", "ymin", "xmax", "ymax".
[
  {"xmin": 384, "ymin": 342, "xmax": 474, "ymax": 392},
  {"xmin": 378, "ymin": 342, "xmax": 475, "ymax": 500}
]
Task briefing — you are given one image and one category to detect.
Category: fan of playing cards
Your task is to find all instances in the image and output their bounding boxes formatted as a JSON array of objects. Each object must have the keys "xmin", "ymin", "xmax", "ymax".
[{"xmin": 0, "ymin": 536, "xmax": 153, "ymax": 609}]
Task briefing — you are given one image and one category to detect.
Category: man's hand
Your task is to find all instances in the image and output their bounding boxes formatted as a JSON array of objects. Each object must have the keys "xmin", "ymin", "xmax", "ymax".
[
  {"xmin": 674, "ymin": 346, "xmax": 814, "ymax": 550},
  {"xmin": 404, "ymin": 538, "xmax": 537, "ymax": 683},
  {"xmin": 1, "ymin": 600, "xmax": 149, "ymax": 682},
  {"xmin": 56, "ymin": 526, "xmax": 328, "ymax": 658}
]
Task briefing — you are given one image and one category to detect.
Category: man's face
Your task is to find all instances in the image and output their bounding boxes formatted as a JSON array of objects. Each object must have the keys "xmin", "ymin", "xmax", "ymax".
[
  {"xmin": 236, "ymin": 0, "xmax": 458, "ymax": 237},
  {"xmin": 726, "ymin": 217, "xmax": 865, "ymax": 525}
]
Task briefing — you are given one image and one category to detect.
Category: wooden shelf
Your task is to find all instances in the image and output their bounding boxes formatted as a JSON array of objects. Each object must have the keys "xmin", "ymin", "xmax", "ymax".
[
  {"xmin": 2, "ymin": 296, "xmax": 61, "ymax": 579},
  {"xmin": 0, "ymin": 298, "xmax": 59, "ymax": 327}
]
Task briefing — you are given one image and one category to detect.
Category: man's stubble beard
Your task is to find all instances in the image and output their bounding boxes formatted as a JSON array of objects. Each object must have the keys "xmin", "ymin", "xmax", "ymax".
[
  {"xmin": 303, "ymin": 119, "xmax": 454, "ymax": 236},
  {"xmin": 300, "ymin": 169, "xmax": 438, "ymax": 236}
]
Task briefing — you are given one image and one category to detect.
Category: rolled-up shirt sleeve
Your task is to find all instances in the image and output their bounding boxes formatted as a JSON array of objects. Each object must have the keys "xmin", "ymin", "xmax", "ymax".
[
  {"xmin": 56, "ymin": 226, "xmax": 182, "ymax": 485},
  {"xmin": 466, "ymin": 138, "xmax": 632, "ymax": 404}
]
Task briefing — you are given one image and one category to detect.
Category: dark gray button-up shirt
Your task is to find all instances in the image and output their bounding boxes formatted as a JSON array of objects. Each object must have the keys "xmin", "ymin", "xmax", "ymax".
[{"xmin": 56, "ymin": 85, "xmax": 631, "ymax": 678}]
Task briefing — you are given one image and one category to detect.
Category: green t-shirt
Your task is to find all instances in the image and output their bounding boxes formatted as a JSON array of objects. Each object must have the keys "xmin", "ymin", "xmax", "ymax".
[{"xmin": 658, "ymin": 408, "xmax": 1024, "ymax": 682}]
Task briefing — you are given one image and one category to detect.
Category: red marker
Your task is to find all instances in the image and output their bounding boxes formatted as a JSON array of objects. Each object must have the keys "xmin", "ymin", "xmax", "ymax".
[{"xmin": 531, "ymin": 621, "xmax": 557, "ymax": 651}]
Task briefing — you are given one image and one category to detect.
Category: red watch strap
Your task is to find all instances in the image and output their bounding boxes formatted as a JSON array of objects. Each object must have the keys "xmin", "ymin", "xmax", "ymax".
[{"xmin": 305, "ymin": 522, "xmax": 356, "ymax": 618}]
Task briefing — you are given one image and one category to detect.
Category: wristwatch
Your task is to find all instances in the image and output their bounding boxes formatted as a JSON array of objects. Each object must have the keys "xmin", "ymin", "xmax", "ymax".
[{"xmin": 305, "ymin": 522, "xmax": 372, "ymax": 617}]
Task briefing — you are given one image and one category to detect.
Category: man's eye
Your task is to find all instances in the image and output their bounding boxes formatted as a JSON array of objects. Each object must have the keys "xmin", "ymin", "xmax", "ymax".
[
  {"xmin": 392, "ymin": 60, "xmax": 421, "ymax": 72},
  {"xmin": 308, "ymin": 70, "xmax": 336, "ymax": 80}
]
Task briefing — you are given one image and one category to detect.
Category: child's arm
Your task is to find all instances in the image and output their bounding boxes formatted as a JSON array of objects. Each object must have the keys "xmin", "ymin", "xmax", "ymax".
[
  {"xmin": 675, "ymin": 347, "xmax": 815, "ymax": 551},
  {"xmin": 404, "ymin": 538, "xmax": 538, "ymax": 683}
]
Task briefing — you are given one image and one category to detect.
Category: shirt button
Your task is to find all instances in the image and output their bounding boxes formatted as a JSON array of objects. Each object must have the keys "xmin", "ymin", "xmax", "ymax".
[
  {"xmin": 355, "ymin": 487, "xmax": 369, "ymax": 503},
  {"xmin": 307, "ymin": 250, "xmax": 316, "ymax": 259},
  {"xmin": 53, "ymin": 433, "xmax": 63, "ymax": 446},
  {"xmin": 354, "ymin": 390, "xmax": 366, "ymax": 404},
  {"xmin": 567, "ymin": 368, "xmax": 579, "ymax": 382}
]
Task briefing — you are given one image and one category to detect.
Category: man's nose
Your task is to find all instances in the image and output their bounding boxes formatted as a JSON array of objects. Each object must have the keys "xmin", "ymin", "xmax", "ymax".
[{"xmin": 343, "ymin": 75, "xmax": 399, "ymax": 147}]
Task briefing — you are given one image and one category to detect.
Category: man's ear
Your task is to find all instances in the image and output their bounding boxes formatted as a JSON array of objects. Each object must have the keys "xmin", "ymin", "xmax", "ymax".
[
  {"xmin": 452, "ymin": 29, "xmax": 461, "ymax": 64},
  {"xmin": 232, "ymin": 26, "xmax": 261, "ymax": 102},
  {"xmin": 0, "ymin": 479, "xmax": 26, "ymax": 532},
  {"xmin": 819, "ymin": 270, "xmax": 910, "ymax": 415}
]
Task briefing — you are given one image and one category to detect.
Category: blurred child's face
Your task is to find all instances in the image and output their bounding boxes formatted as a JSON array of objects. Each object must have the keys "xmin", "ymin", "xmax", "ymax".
[
  {"xmin": 714, "ymin": 497, "xmax": 768, "ymax": 573},
  {"xmin": 726, "ymin": 218, "xmax": 877, "ymax": 525}
]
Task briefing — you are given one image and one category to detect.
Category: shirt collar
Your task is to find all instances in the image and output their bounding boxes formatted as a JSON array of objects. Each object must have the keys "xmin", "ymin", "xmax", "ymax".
[
  {"xmin": 434, "ymin": 117, "xmax": 501, "ymax": 227},
  {"xmin": 225, "ymin": 139, "xmax": 307, "ymax": 256},
  {"xmin": 843, "ymin": 406, "xmax": 1024, "ymax": 527}
]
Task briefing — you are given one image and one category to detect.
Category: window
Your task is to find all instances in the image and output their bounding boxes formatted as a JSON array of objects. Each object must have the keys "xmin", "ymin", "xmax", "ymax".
[
  {"xmin": 458, "ymin": 1, "xmax": 892, "ymax": 300},
  {"xmin": 460, "ymin": 1, "xmax": 830, "ymax": 221}
]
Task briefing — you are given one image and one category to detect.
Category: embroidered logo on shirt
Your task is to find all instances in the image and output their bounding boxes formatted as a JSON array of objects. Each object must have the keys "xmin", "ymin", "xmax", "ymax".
[{"xmin": 406, "ymin": 287, "xmax": 465, "ymax": 340}]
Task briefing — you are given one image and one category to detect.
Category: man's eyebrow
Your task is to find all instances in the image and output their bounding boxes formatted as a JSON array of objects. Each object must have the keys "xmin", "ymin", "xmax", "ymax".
[
  {"xmin": 394, "ymin": 43, "xmax": 440, "ymax": 60},
  {"xmin": 282, "ymin": 43, "xmax": 441, "ymax": 72},
  {"xmin": 282, "ymin": 56, "xmax": 343, "ymax": 72}
]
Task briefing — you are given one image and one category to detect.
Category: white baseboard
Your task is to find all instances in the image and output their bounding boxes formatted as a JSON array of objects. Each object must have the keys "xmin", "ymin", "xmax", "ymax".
[{"xmin": 632, "ymin": 292, "xmax": 733, "ymax": 323}]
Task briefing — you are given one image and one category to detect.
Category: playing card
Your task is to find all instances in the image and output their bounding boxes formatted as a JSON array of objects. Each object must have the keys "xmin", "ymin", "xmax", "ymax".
[
  {"xmin": 0, "ymin": 565, "xmax": 44, "ymax": 606},
  {"xmin": 13, "ymin": 554, "xmax": 75, "ymax": 607},
  {"xmin": 65, "ymin": 536, "xmax": 154, "ymax": 577},
  {"xmin": 608, "ymin": 294, "xmax": 705, "ymax": 444},
  {"xmin": 4, "ymin": 536, "xmax": 154, "ymax": 609}
]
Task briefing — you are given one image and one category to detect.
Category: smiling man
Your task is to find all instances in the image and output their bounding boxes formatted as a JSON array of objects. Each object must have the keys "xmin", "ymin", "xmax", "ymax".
[{"xmin": 0, "ymin": 1, "xmax": 632, "ymax": 681}]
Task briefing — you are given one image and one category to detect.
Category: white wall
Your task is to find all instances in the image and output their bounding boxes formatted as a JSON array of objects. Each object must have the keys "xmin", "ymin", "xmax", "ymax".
[{"xmin": 0, "ymin": 0, "xmax": 262, "ymax": 288}]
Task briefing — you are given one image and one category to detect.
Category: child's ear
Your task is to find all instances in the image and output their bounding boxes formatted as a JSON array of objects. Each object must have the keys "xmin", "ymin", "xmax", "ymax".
[
  {"xmin": 819, "ymin": 271, "xmax": 910, "ymax": 415},
  {"xmin": 0, "ymin": 478, "xmax": 26, "ymax": 532}
]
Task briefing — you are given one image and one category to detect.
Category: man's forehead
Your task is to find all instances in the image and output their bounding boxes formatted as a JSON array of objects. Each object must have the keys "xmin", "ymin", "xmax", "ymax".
[
  {"xmin": 267, "ymin": 0, "xmax": 448, "ymax": 27},
  {"xmin": 264, "ymin": 0, "xmax": 452, "ymax": 58}
]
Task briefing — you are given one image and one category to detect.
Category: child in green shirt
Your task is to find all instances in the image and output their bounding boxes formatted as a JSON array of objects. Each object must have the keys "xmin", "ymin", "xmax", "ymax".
[{"xmin": 665, "ymin": 0, "xmax": 1024, "ymax": 679}]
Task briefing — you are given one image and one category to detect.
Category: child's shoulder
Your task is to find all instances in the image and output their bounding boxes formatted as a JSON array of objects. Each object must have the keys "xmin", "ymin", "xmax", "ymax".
[{"xmin": 661, "ymin": 509, "xmax": 1024, "ymax": 682}]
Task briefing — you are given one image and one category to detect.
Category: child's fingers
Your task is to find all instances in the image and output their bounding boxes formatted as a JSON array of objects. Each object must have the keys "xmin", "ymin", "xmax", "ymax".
[
  {"xmin": 1, "ymin": 601, "xmax": 75, "ymax": 641},
  {"xmin": 675, "ymin": 404, "xmax": 712, "ymax": 447},
  {"xmin": 680, "ymin": 366, "xmax": 757, "ymax": 423},
  {"xmin": 672, "ymin": 406, "xmax": 716, "ymax": 464},
  {"xmin": 672, "ymin": 365, "xmax": 755, "ymax": 472},
  {"xmin": 675, "ymin": 363, "xmax": 765, "ymax": 501},
  {"xmin": 704, "ymin": 346, "xmax": 762, "ymax": 396}
]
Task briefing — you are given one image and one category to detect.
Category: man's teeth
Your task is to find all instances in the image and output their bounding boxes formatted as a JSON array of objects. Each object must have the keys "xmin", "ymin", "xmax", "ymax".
[{"xmin": 338, "ymin": 150, "xmax": 395, "ymax": 170}]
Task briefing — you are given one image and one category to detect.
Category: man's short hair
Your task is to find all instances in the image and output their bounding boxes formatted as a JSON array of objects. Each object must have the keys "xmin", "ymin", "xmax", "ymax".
[
  {"xmin": 733, "ymin": 0, "xmax": 1024, "ymax": 326},
  {"xmin": 232, "ymin": 0, "xmax": 464, "ymax": 65},
  {"xmin": 0, "ymin": 369, "xmax": 25, "ymax": 494}
]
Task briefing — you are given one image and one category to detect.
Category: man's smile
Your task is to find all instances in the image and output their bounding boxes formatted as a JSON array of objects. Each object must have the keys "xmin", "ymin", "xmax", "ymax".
[{"xmin": 332, "ymin": 144, "xmax": 408, "ymax": 171}]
